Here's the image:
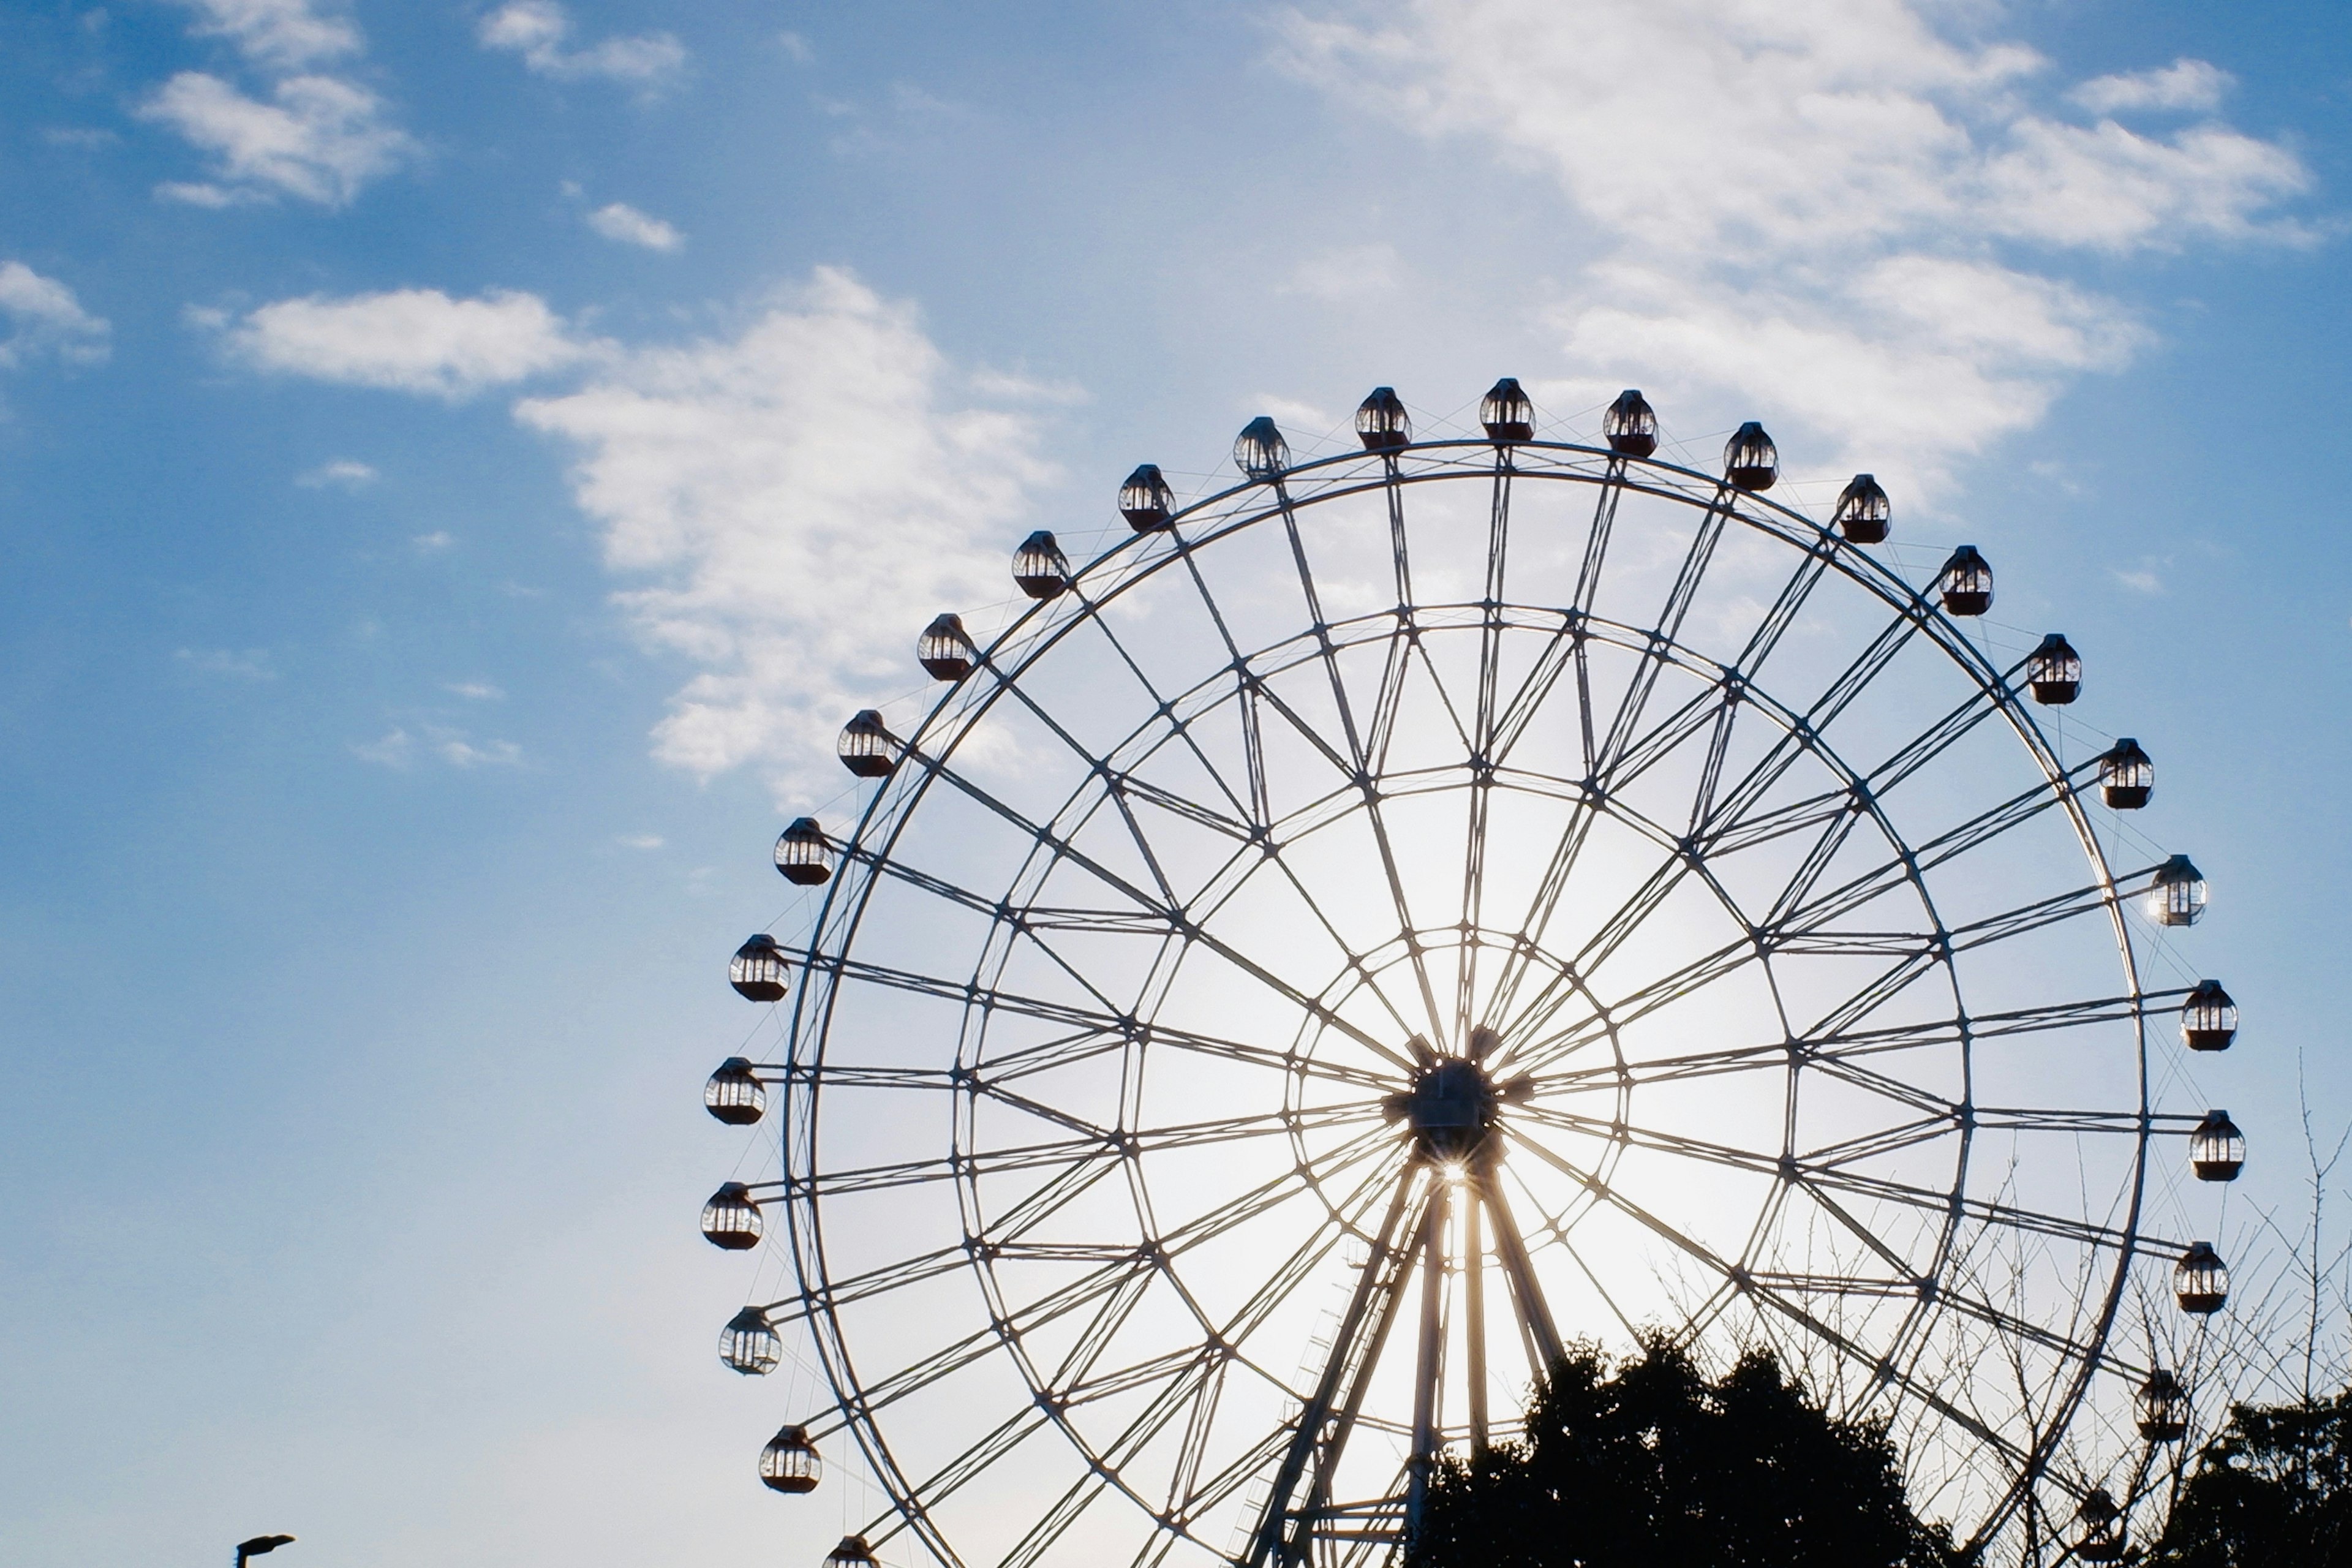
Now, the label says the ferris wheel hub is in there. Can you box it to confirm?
[1386,1055,1504,1162]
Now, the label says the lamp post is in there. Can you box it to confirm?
[236,1535,295,1568]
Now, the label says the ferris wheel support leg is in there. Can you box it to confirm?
[1465,1193,1490,1457]
[1248,1168,1423,1568]
[1404,1175,1452,1537]
[1479,1169,1566,1371]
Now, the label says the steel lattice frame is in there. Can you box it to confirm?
[722,431,2224,1568]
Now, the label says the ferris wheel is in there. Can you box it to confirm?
[697,381,2247,1568]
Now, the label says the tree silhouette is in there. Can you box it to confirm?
[1411,1336,1964,1568]
[2148,1389,2352,1566]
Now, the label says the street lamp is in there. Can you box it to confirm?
[236,1537,295,1568]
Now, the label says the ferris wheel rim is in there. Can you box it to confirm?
[766,436,2173,1565]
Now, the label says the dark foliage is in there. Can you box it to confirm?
[2149,1390,2352,1566]
[1411,1336,1965,1568]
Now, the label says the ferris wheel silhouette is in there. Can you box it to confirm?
[700,379,2243,1568]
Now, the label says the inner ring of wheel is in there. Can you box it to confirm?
[939,603,1976,1515]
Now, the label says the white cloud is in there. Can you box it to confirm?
[170,0,361,70]
[239,268,1069,794]
[352,724,524,769]
[446,680,505,700]
[437,733,524,767]
[479,1,685,85]
[176,646,277,679]
[2070,59,2233,116]
[0,262,110,368]
[1285,242,1405,305]
[139,70,413,206]
[222,287,591,398]
[586,202,682,251]
[510,268,1061,790]
[352,728,414,766]
[1253,394,1336,434]
[156,179,252,208]
[616,832,665,850]
[1275,1,2310,491]
[296,457,378,488]
[413,530,454,551]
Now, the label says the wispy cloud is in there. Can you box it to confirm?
[479,1,685,86]
[352,724,524,769]
[615,832,665,850]
[215,287,592,398]
[142,1,412,206]
[176,646,276,679]
[445,681,504,700]
[235,267,1069,797]
[1284,242,1405,306]
[510,268,1060,790]
[296,456,377,488]
[1275,0,2311,492]
[0,262,110,368]
[2071,59,2233,116]
[586,202,682,252]
[168,0,361,70]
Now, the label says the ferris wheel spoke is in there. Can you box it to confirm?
[1704,784,1852,858]
[1700,610,1924,835]
[1503,934,1762,1076]
[1478,680,1739,1040]
[1605,679,1742,816]
[1793,990,2151,1061]
[1728,538,1835,689]
[1068,590,1263,831]
[1214,1143,1416,1353]
[1118,769,1260,847]
[1768,775,2071,937]
[790,1243,974,1317]
[1798,1110,1964,1170]
[1789,1175,1940,1283]
[1595,487,1733,773]
[992,1014,1390,1097]
[1868,688,2010,801]
[890,755,1412,1067]
[792,1137,1103,1197]
[1485,618,1575,767]
[987,672,1193,907]
[888,1404,1060,1547]
[1529,1038,1774,1094]
[1499,1124,2027,1465]
[1004,1352,1235,1568]
[1796,948,1943,1046]
[1242,494,1460,1046]
[1801,1164,2144,1256]
[1145,1122,1403,1268]
[1945,876,2139,955]
[1801,1045,1961,1122]
[1175,1425,1299,1564]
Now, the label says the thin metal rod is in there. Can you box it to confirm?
[1247,1166,1422,1568]
[1404,1172,1451,1533]
[1479,1167,1565,1370]
[1465,1188,1489,1457]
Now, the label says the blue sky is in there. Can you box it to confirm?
[2,1,2349,1565]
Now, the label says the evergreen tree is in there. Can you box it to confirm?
[1411,1336,1964,1568]
[2149,1389,2352,1566]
